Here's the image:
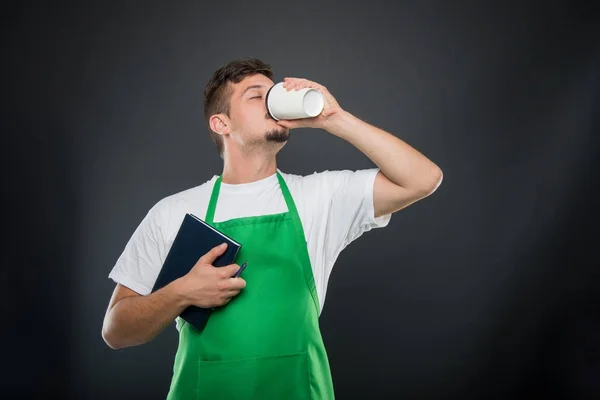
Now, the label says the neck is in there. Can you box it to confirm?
[221,151,278,184]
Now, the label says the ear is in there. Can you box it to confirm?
[209,114,231,136]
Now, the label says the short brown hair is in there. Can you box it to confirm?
[203,57,274,157]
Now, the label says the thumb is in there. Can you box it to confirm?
[199,243,228,264]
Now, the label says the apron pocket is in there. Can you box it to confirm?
[196,351,310,400]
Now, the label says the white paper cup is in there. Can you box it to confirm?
[266,82,324,121]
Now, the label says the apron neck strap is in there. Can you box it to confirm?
[276,172,299,218]
[205,175,222,224]
[276,172,308,247]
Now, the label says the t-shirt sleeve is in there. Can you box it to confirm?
[108,203,166,295]
[324,168,392,260]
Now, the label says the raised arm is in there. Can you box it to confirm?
[276,77,443,218]
[324,111,442,217]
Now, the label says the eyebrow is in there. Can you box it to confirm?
[242,84,265,96]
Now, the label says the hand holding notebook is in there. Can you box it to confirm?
[151,213,246,332]
[178,243,247,308]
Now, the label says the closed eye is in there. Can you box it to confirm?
[251,96,262,99]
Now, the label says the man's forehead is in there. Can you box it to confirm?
[235,75,273,92]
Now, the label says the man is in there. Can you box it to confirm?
[102,57,442,399]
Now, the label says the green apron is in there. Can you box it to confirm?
[166,172,335,399]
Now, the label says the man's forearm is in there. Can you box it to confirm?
[325,110,442,192]
[102,280,189,349]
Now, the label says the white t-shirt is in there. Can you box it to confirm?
[108,168,392,315]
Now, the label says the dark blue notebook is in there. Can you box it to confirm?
[151,213,242,332]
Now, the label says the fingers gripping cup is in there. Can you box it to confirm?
[266,82,325,121]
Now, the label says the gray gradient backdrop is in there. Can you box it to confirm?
[3,1,599,399]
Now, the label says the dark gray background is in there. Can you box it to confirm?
[3,1,599,399]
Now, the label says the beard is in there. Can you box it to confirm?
[264,127,289,143]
